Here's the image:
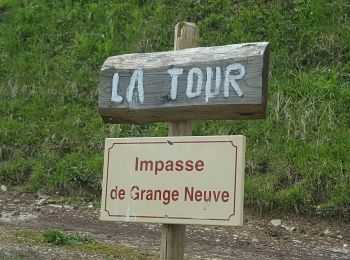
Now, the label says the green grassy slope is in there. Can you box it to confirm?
[0,0,349,218]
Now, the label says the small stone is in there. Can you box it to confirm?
[63,205,73,210]
[270,219,282,227]
[251,238,259,243]
[292,240,302,243]
[283,225,296,232]
[324,229,331,235]
[215,239,220,242]
[36,192,45,199]
[87,204,94,209]
[36,198,47,206]
[330,248,350,254]
[337,235,343,239]
[344,244,348,248]
[1,185,7,192]
[48,204,63,209]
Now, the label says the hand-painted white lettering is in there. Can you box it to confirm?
[114,64,245,106]
[167,68,183,100]
[111,73,123,103]
[186,67,203,98]
[126,68,144,104]
[205,67,221,102]
[224,64,245,97]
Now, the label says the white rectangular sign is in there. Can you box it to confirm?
[100,135,245,226]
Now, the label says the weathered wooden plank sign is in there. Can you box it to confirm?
[100,135,245,226]
[99,42,269,124]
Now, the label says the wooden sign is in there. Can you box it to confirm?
[100,135,245,226]
[99,42,269,124]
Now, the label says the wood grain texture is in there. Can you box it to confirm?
[160,22,196,260]
[99,37,269,124]
[167,22,195,133]
[160,224,186,260]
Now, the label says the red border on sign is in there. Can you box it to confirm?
[104,140,238,221]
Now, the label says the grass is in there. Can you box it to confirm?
[0,0,349,218]
[42,229,92,246]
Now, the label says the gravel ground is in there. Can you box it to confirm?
[0,190,349,259]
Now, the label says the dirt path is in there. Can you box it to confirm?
[0,191,349,259]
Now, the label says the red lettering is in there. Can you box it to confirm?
[165,160,174,171]
[130,185,139,200]
[184,186,194,201]
[154,189,162,200]
[136,158,204,174]
[222,191,229,202]
[203,190,211,202]
[185,160,194,171]
[163,190,170,205]
[129,187,180,205]
[140,160,153,171]
[140,189,147,200]
[146,190,153,200]
[195,190,202,201]
[175,160,184,171]
[184,187,230,203]
[119,189,125,199]
[110,189,117,199]
[110,186,126,200]
[155,161,164,175]
[195,160,204,171]
[213,191,221,202]
[172,190,179,202]
[135,157,139,171]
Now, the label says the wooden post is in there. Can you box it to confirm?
[160,22,199,260]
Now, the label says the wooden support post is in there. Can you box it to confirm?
[160,22,199,260]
